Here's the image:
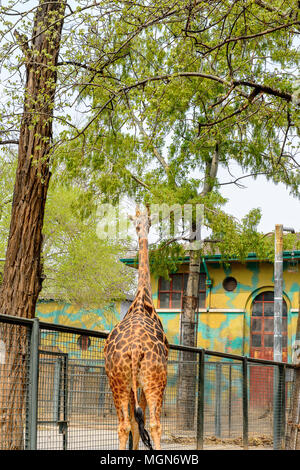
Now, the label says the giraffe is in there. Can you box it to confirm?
[104,208,169,450]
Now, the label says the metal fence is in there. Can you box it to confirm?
[0,313,297,450]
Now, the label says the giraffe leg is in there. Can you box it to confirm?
[129,390,139,450]
[130,389,147,449]
[143,388,164,450]
[114,392,131,450]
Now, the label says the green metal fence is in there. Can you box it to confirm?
[0,313,296,450]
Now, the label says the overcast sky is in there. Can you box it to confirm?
[126,163,300,246]
[218,164,300,234]
[1,1,298,239]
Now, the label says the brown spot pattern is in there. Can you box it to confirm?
[104,212,169,450]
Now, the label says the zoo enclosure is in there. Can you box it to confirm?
[0,313,298,450]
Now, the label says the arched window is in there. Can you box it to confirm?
[250,291,287,361]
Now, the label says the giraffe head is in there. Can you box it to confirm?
[130,206,151,239]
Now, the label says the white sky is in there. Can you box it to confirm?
[218,164,300,234]
[1,1,298,239]
[125,164,300,246]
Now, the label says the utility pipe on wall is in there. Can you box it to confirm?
[274,225,295,362]
[274,225,294,450]
[274,224,283,363]
[202,258,212,312]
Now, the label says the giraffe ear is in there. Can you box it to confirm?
[129,214,134,221]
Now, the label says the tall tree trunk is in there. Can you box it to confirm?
[177,144,219,430]
[177,249,201,430]
[0,0,66,449]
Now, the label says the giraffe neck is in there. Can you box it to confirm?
[137,236,152,294]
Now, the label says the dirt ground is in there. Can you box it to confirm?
[37,425,273,450]
[161,434,273,450]
[202,436,272,450]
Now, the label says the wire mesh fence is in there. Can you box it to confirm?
[0,320,31,450]
[0,314,297,450]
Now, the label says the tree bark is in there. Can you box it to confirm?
[0,0,66,449]
[177,144,219,430]
[177,249,201,430]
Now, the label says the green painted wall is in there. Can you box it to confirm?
[35,256,300,363]
[153,259,300,362]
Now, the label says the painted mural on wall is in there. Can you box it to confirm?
[35,252,300,364]
[152,256,300,362]
[36,299,120,331]
[36,300,122,362]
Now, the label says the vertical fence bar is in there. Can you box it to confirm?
[281,365,286,449]
[197,349,205,450]
[228,364,232,438]
[27,318,40,450]
[69,364,74,415]
[99,366,106,415]
[215,362,221,437]
[25,327,32,450]
[286,366,300,450]
[273,365,280,450]
[273,363,286,450]
[242,356,248,450]
[53,358,62,422]
[62,355,68,451]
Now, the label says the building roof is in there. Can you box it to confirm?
[120,250,300,267]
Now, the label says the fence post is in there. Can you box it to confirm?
[62,355,68,451]
[242,356,248,450]
[215,362,221,437]
[228,364,232,438]
[286,366,300,449]
[274,364,285,450]
[53,358,62,422]
[281,365,286,449]
[196,349,205,450]
[27,317,40,450]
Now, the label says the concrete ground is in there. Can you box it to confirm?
[36,426,273,450]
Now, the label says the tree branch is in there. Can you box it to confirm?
[277,110,292,165]
[122,72,293,104]
[128,172,151,191]
[0,140,19,145]
[254,0,290,18]
[124,95,169,173]
[233,80,293,102]
[194,20,300,55]
[200,143,219,196]
[219,171,273,188]
[66,71,295,143]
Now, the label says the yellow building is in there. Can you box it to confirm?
[35,250,300,363]
[121,251,300,363]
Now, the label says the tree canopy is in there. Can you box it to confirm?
[0,157,134,307]
[49,0,300,269]
[0,0,299,276]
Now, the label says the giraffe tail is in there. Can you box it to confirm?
[131,348,153,450]
[134,406,153,450]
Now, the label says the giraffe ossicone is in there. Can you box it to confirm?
[104,207,169,450]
